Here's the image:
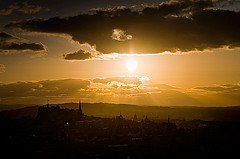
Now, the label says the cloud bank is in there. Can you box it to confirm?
[0,32,46,52]
[63,49,94,60]
[0,79,90,98]
[0,77,193,105]
[194,84,240,94]
[0,2,47,15]
[1,77,240,106]
[4,0,240,59]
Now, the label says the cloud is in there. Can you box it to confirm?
[0,32,46,52]
[0,64,5,73]
[1,77,240,106]
[63,44,116,61]
[5,0,240,55]
[194,84,240,94]
[190,83,240,106]
[0,2,48,15]
[142,0,214,16]
[111,29,132,41]
[89,76,199,106]
[145,84,179,90]
[1,78,193,106]
[63,49,94,60]
[89,77,203,106]
[93,76,143,86]
[0,32,23,42]
[0,79,90,98]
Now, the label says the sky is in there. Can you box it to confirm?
[0,0,240,106]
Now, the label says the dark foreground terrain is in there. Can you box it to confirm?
[1,104,240,159]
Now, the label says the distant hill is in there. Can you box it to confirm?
[0,106,39,120]
[59,103,240,121]
[1,103,240,121]
[0,104,35,112]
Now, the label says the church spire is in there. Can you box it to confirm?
[168,115,170,125]
[145,115,149,122]
[78,99,83,116]
[133,113,138,121]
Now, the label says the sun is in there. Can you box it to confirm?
[126,58,137,71]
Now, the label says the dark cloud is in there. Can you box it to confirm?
[142,0,214,16]
[0,32,22,42]
[0,64,5,73]
[1,42,46,51]
[0,2,47,15]
[63,49,93,60]
[0,79,90,98]
[0,32,46,52]
[5,0,240,55]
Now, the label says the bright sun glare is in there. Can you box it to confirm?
[126,58,137,71]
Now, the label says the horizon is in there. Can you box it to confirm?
[2,101,240,112]
[2,101,240,123]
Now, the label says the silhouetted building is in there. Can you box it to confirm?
[36,100,84,123]
[144,116,150,122]
[78,99,83,116]
[133,113,138,121]
[46,99,49,108]
[116,112,125,120]
[168,115,170,125]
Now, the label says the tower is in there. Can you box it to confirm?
[46,99,49,108]
[78,99,83,116]
[168,115,170,125]
[145,115,149,122]
[133,113,138,121]
[116,112,124,120]
[119,112,124,119]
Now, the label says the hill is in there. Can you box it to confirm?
[1,103,240,121]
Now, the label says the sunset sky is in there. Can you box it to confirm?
[0,0,240,106]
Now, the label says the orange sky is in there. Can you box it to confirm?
[0,0,240,106]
